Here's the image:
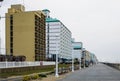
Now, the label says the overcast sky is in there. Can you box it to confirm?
[0,0,120,63]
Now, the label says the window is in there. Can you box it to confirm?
[10,32,13,37]
[10,49,13,54]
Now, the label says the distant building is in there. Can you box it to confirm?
[72,39,82,59]
[81,49,98,67]
[84,50,91,63]
[90,53,98,64]
[42,9,72,61]
[6,4,46,61]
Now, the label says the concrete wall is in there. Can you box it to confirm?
[103,63,120,70]
[0,65,55,73]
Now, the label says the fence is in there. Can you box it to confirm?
[0,61,55,68]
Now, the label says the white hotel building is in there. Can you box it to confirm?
[42,9,72,60]
[72,39,83,60]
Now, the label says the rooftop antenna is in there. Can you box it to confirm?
[0,0,3,54]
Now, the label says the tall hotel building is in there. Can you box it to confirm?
[42,9,72,60]
[6,4,46,61]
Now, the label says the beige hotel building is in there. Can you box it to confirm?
[6,4,46,61]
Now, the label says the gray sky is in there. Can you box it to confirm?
[0,0,120,63]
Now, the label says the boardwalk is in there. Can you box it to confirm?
[57,63,120,81]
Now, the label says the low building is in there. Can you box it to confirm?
[72,39,82,60]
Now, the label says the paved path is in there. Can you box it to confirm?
[57,63,120,81]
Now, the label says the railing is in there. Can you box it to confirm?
[103,62,120,70]
[0,61,55,68]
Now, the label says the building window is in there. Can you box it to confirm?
[10,26,13,31]
[34,14,45,61]
[10,49,13,54]
[10,31,13,37]
[10,37,13,42]
[10,43,13,48]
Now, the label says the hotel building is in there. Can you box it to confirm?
[6,4,46,61]
[42,9,72,60]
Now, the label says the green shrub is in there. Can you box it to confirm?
[38,74,47,77]
[22,75,31,81]
[31,74,39,80]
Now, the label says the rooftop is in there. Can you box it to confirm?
[46,17,60,22]
[42,9,50,12]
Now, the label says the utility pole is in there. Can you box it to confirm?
[0,0,3,7]
[0,16,6,54]
[72,53,74,72]
[22,0,25,7]
[0,1,2,54]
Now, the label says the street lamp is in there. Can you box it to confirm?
[82,48,86,68]
[55,36,59,77]
[79,50,82,69]
[55,50,59,77]
[0,16,10,55]
[72,52,74,72]
[0,37,1,54]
